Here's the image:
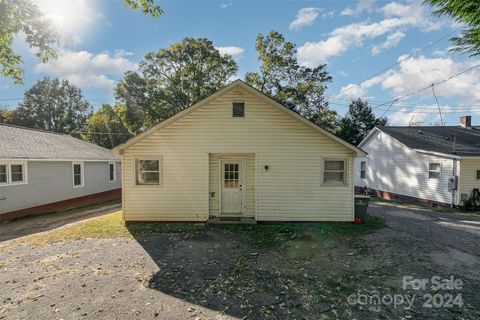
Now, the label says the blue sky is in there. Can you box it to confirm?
[1,0,480,126]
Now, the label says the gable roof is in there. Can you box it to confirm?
[112,79,366,156]
[361,126,480,157]
[0,124,120,161]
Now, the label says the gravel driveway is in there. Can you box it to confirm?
[1,203,479,319]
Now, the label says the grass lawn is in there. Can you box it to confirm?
[0,211,384,250]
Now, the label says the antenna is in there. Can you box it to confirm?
[408,115,415,126]
[431,84,444,126]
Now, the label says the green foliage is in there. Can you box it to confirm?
[0,0,58,84]
[424,0,480,55]
[82,104,132,149]
[0,107,12,123]
[115,38,238,134]
[7,78,92,136]
[124,0,163,17]
[337,99,388,146]
[245,30,336,130]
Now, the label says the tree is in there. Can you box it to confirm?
[245,31,336,130]
[337,99,388,146]
[0,106,12,123]
[0,0,58,84]
[83,104,132,149]
[9,78,92,136]
[0,0,162,84]
[115,37,238,134]
[424,0,480,55]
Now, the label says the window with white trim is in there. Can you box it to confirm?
[73,162,84,187]
[324,160,345,183]
[109,162,116,182]
[0,162,27,185]
[360,161,366,179]
[136,159,160,185]
[476,170,480,180]
[428,163,441,179]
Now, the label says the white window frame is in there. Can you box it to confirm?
[72,162,84,188]
[135,157,162,186]
[360,161,366,179]
[0,161,27,186]
[0,163,8,185]
[428,163,441,180]
[323,159,347,185]
[109,162,116,182]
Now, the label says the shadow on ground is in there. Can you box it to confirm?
[125,220,388,319]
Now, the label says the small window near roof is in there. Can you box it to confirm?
[324,160,345,183]
[360,161,366,179]
[428,163,441,179]
[232,102,244,117]
[476,170,480,180]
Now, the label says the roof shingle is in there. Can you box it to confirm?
[0,124,119,161]
[378,126,480,157]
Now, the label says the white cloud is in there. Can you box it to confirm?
[34,0,103,44]
[371,31,405,55]
[388,104,453,126]
[298,2,443,67]
[216,46,245,59]
[381,55,480,103]
[341,0,376,16]
[289,8,320,31]
[34,50,136,92]
[220,2,232,9]
[336,74,388,100]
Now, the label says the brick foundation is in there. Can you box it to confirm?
[0,188,121,221]
[355,186,450,208]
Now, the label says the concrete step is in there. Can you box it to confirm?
[207,216,257,224]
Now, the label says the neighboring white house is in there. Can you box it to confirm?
[0,124,122,219]
[113,80,366,222]
[355,116,480,207]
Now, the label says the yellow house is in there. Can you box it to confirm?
[113,80,366,222]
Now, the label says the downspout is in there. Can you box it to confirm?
[451,134,457,208]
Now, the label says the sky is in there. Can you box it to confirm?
[1,0,480,126]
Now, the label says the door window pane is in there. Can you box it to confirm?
[224,162,239,188]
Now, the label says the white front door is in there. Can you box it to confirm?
[221,160,243,214]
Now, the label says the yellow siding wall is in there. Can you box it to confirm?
[122,86,356,221]
[209,153,255,217]
[459,159,480,200]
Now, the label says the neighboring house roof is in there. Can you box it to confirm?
[113,79,366,157]
[0,124,120,161]
[361,126,480,157]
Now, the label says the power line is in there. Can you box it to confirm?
[326,27,463,101]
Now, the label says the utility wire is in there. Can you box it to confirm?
[326,27,463,101]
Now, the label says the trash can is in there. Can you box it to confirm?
[354,195,370,224]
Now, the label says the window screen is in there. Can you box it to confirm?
[0,165,7,183]
[136,159,160,185]
[360,161,366,179]
[109,163,115,181]
[73,163,82,186]
[324,160,345,183]
[11,164,24,183]
[232,102,245,117]
[428,163,441,179]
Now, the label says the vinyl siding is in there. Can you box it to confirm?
[0,161,121,214]
[122,86,356,221]
[458,158,480,201]
[355,130,457,204]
